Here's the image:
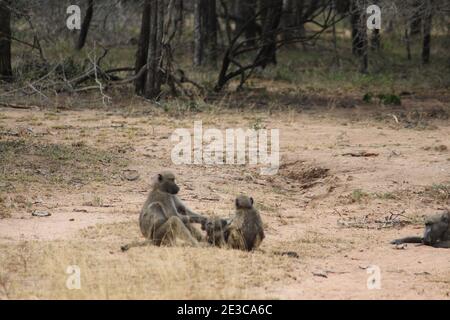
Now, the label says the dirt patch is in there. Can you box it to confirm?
[1,106,450,299]
[0,139,127,190]
[280,160,329,183]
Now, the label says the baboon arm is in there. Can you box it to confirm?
[390,236,423,245]
[158,197,189,223]
[173,196,206,224]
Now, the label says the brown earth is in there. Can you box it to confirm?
[0,101,449,299]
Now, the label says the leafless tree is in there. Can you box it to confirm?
[194,0,217,66]
[75,0,94,50]
[0,0,13,81]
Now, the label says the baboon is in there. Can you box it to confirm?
[121,171,207,251]
[391,210,450,248]
[226,195,265,251]
[202,216,230,247]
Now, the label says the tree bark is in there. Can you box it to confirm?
[0,0,12,81]
[350,0,364,56]
[371,29,380,50]
[234,0,257,45]
[282,0,295,41]
[258,0,283,68]
[410,0,423,36]
[359,0,368,73]
[193,0,204,66]
[135,0,151,95]
[204,0,217,64]
[422,0,433,64]
[194,0,217,66]
[144,0,164,99]
[75,0,94,50]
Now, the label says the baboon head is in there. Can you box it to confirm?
[153,171,180,195]
[423,210,450,245]
[203,217,228,232]
[235,195,254,209]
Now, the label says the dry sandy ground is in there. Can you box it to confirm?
[0,101,449,299]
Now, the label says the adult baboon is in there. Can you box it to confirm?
[121,171,207,251]
[226,195,265,251]
[391,210,450,248]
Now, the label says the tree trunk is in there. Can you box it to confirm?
[370,0,380,50]
[422,0,433,64]
[75,0,94,50]
[410,0,423,36]
[193,0,204,66]
[144,0,164,99]
[371,29,380,50]
[0,0,12,81]
[405,28,412,61]
[350,0,364,56]
[235,0,257,45]
[194,0,217,66]
[282,0,296,41]
[258,0,283,68]
[135,0,151,95]
[204,0,217,64]
[174,0,184,42]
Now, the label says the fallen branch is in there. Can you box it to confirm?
[342,151,379,157]
[0,102,39,109]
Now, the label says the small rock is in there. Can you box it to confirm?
[312,271,328,278]
[280,251,300,259]
[32,211,51,217]
[122,169,140,181]
[434,145,448,152]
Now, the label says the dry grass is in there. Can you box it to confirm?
[0,237,301,299]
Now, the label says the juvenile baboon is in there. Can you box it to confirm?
[202,216,230,247]
[391,210,450,248]
[226,195,265,251]
[121,171,207,251]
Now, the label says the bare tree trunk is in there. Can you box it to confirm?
[0,0,12,81]
[258,0,283,68]
[422,0,433,64]
[76,0,94,50]
[410,0,423,36]
[135,0,151,95]
[371,29,380,50]
[235,0,257,44]
[331,0,340,67]
[175,0,184,42]
[193,0,204,66]
[352,0,368,72]
[282,0,295,41]
[204,0,217,64]
[405,28,412,60]
[144,0,164,99]
[350,0,364,56]
[194,0,217,66]
[370,0,380,50]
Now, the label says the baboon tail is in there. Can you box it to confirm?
[390,236,423,245]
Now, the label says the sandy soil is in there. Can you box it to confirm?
[0,102,449,299]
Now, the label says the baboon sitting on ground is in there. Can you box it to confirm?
[391,210,450,248]
[202,216,230,247]
[121,171,207,251]
[203,195,265,251]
